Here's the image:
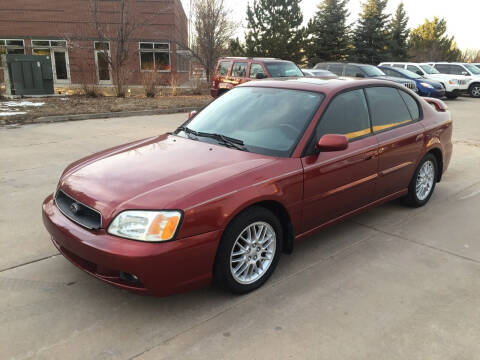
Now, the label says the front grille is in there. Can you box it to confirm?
[55,190,102,229]
[458,79,468,85]
[404,82,416,90]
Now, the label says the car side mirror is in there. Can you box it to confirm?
[188,110,197,119]
[316,134,348,152]
[256,73,267,79]
[462,71,470,76]
[416,71,424,76]
[355,73,365,78]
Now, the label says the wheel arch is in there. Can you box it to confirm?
[426,147,443,182]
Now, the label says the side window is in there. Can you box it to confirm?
[249,63,265,78]
[407,65,422,75]
[366,87,413,132]
[217,61,231,76]
[315,89,371,141]
[435,64,451,74]
[315,63,328,70]
[450,65,466,75]
[344,65,361,77]
[399,91,421,121]
[328,64,344,76]
[231,62,248,77]
[393,64,405,68]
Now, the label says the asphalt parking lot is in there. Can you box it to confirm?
[1,97,480,360]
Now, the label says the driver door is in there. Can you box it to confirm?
[300,89,378,233]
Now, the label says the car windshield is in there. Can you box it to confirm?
[178,87,324,157]
[395,68,422,79]
[420,65,440,74]
[359,65,385,77]
[464,64,480,75]
[265,62,304,77]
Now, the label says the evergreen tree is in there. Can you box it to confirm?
[388,2,409,61]
[245,0,305,63]
[227,37,246,57]
[305,0,351,66]
[409,17,461,62]
[352,0,390,64]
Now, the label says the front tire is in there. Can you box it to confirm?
[469,83,480,98]
[214,206,283,294]
[404,154,438,207]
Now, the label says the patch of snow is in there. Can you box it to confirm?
[3,101,45,107]
[0,111,27,116]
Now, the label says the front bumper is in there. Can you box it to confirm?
[426,89,446,98]
[42,195,223,296]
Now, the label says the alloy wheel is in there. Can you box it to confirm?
[416,160,435,201]
[230,221,276,285]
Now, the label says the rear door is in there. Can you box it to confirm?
[229,61,248,86]
[301,89,378,233]
[365,86,424,199]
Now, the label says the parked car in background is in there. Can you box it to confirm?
[314,62,418,92]
[378,66,445,98]
[302,69,337,78]
[428,62,480,98]
[380,62,470,99]
[210,57,304,98]
[43,77,452,296]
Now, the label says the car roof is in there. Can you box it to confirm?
[218,57,292,63]
[236,77,406,95]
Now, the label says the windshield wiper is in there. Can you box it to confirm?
[176,126,199,140]
[177,127,248,151]
[199,131,247,151]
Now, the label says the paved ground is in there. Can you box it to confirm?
[1,98,480,360]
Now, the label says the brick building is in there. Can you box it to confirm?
[0,0,191,90]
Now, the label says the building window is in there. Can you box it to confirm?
[94,41,112,83]
[0,39,25,67]
[139,42,170,71]
[176,44,190,73]
[32,40,70,82]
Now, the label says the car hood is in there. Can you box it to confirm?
[59,134,281,220]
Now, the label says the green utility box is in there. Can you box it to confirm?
[2,54,54,95]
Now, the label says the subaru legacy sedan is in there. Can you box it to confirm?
[43,78,452,296]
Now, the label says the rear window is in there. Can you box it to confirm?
[265,62,303,77]
[217,61,230,76]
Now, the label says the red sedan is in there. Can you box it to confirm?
[42,78,452,296]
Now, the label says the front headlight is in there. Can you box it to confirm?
[420,82,434,89]
[108,210,182,242]
[449,79,457,85]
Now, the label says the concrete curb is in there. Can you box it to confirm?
[1,107,198,126]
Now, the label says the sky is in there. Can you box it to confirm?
[181,0,479,50]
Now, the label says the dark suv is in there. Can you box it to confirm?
[211,57,304,98]
[315,62,418,92]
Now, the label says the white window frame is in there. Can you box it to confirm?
[139,42,171,72]
[31,39,71,84]
[94,41,112,85]
[0,39,25,68]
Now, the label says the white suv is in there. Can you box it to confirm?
[379,62,470,99]
[429,63,480,98]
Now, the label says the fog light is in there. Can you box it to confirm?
[119,272,140,285]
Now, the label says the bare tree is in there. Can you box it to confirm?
[192,0,237,81]
[90,0,139,97]
[459,49,480,63]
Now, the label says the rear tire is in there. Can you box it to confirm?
[404,154,438,207]
[214,206,283,294]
